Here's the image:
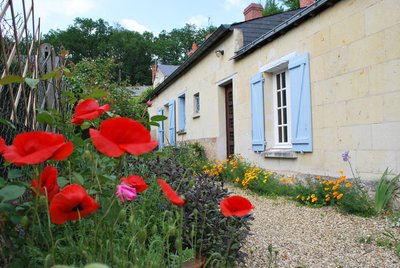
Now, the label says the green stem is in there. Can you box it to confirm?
[94,198,116,253]
[177,207,183,267]
[44,188,55,249]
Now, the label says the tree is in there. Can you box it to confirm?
[152,24,217,65]
[281,0,300,10]
[263,0,284,16]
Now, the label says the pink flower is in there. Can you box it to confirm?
[116,184,137,203]
[146,99,153,107]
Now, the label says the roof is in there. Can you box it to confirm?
[231,9,302,46]
[127,85,151,97]
[148,0,341,100]
[158,64,179,77]
[233,0,341,59]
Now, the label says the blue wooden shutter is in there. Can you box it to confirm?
[168,100,176,146]
[250,73,265,152]
[288,52,312,152]
[158,108,164,150]
[178,95,186,131]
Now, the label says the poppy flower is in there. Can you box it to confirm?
[31,166,60,201]
[2,131,73,166]
[121,175,148,193]
[116,184,137,203]
[0,137,5,154]
[89,117,158,157]
[157,178,185,206]
[70,99,110,125]
[49,184,100,224]
[220,195,255,217]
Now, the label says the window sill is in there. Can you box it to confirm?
[177,130,186,135]
[192,114,200,119]
[263,150,297,159]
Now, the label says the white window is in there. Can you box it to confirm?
[194,93,200,114]
[273,71,291,147]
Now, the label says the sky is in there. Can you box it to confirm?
[15,0,265,35]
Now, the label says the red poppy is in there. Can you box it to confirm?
[70,99,110,125]
[0,137,5,154]
[89,117,158,157]
[220,195,255,217]
[32,166,60,201]
[157,178,185,206]
[2,132,73,166]
[49,184,100,224]
[121,175,148,193]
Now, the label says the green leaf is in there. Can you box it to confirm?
[0,75,24,85]
[80,121,91,130]
[0,118,16,129]
[36,110,53,125]
[151,115,167,122]
[25,78,40,89]
[0,202,15,213]
[40,69,61,80]
[149,121,160,127]
[8,169,24,179]
[86,89,108,99]
[57,177,69,188]
[71,135,85,146]
[72,172,84,185]
[0,185,26,202]
[63,67,72,78]
[98,174,116,181]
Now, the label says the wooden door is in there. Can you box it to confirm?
[225,84,234,157]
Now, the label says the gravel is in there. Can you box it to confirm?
[227,186,400,268]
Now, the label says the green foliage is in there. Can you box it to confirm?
[281,0,300,10]
[263,0,284,16]
[375,168,400,214]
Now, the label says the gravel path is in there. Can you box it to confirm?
[228,186,400,268]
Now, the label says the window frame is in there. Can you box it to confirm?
[272,70,292,149]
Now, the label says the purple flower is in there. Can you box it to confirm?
[342,151,350,162]
[116,184,137,203]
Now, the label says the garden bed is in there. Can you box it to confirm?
[227,186,400,267]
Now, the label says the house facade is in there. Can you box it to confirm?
[148,0,400,181]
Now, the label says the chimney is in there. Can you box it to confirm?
[243,3,263,21]
[151,63,157,82]
[300,0,316,8]
[188,43,198,57]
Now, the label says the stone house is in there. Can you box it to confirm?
[147,0,400,181]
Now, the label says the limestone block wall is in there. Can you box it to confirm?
[232,0,400,181]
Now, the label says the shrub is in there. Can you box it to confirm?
[375,168,400,214]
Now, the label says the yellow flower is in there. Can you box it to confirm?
[312,197,318,203]
[296,194,301,199]
[325,197,330,202]
[235,178,240,183]
[301,197,305,201]
[339,170,344,174]
[333,191,339,197]
[324,188,329,191]
[311,194,316,198]
[337,193,344,200]
[332,185,339,191]
[280,177,286,182]
[345,183,352,188]
[315,175,321,180]
[325,194,330,198]
[306,196,311,201]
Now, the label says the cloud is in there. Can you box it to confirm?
[186,15,210,28]
[120,19,150,33]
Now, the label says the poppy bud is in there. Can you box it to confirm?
[118,209,127,223]
[151,224,158,235]
[188,179,195,188]
[83,150,91,160]
[137,229,147,244]
[20,215,29,227]
[168,225,176,237]
[129,215,134,224]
